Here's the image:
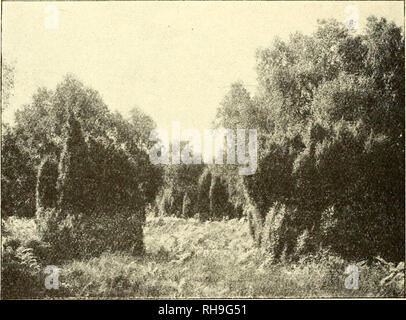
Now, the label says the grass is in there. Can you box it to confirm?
[2,214,404,298]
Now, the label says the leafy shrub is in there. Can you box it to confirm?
[251,203,303,263]
[246,119,404,263]
[375,258,405,297]
[245,202,263,246]
[56,111,93,214]
[87,134,160,215]
[182,192,192,218]
[216,18,405,263]
[1,125,37,218]
[195,167,211,219]
[157,187,183,217]
[1,240,43,299]
[209,175,235,220]
[194,168,243,221]
[36,110,153,260]
[36,207,144,261]
[156,162,243,220]
[36,156,58,211]
[225,176,246,219]
[294,120,404,261]
[243,134,300,217]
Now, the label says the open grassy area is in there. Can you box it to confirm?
[2,214,404,298]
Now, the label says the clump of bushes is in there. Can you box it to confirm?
[1,239,43,299]
[155,160,204,218]
[196,167,212,219]
[35,110,153,260]
[246,120,405,263]
[197,17,405,265]
[247,202,309,263]
[36,156,58,211]
[239,17,405,263]
[1,125,37,218]
[293,120,404,261]
[36,207,144,261]
[182,192,192,218]
[209,175,235,219]
[156,165,246,221]
[245,202,263,246]
[376,258,405,297]
[195,168,244,220]
[157,187,184,217]
[55,111,93,214]
[1,218,72,299]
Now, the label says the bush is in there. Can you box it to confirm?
[182,192,192,218]
[226,176,246,219]
[1,125,37,218]
[156,161,203,217]
[36,156,58,211]
[36,111,152,260]
[157,187,183,217]
[1,240,43,299]
[245,202,263,246]
[243,134,300,217]
[209,175,235,220]
[87,134,159,215]
[36,207,144,261]
[196,168,212,220]
[156,164,242,220]
[220,18,405,263]
[194,168,242,221]
[56,111,94,213]
[248,202,303,263]
[247,120,405,263]
[294,120,404,261]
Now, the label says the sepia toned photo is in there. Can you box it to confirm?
[1,0,405,301]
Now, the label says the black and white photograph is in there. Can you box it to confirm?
[1,0,405,301]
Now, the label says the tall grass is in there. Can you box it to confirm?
[1,214,404,298]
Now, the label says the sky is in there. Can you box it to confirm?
[2,1,404,134]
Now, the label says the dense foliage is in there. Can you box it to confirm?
[3,75,163,259]
[1,17,404,301]
[215,17,404,261]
